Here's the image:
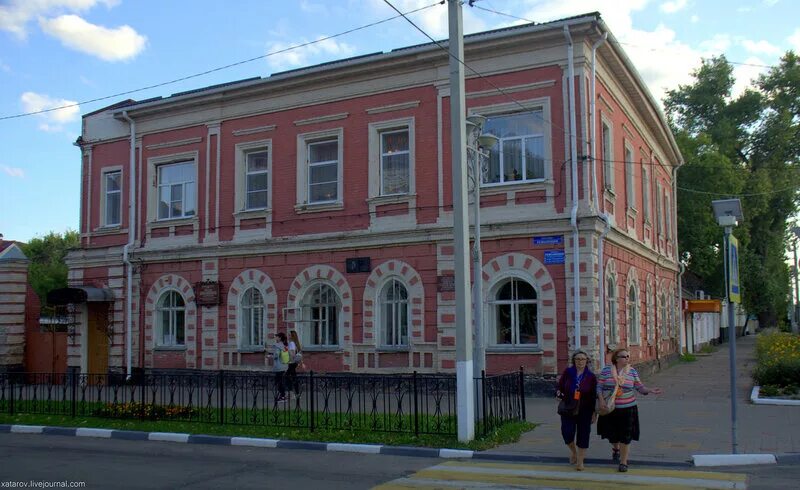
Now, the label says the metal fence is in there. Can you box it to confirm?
[0,369,525,437]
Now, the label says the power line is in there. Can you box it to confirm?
[677,184,799,197]
[0,1,444,122]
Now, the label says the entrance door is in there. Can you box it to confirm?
[87,305,109,375]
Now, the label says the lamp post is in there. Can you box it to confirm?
[465,115,498,381]
[711,198,743,455]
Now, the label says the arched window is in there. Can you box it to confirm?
[240,287,264,348]
[157,291,185,346]
[660,292,669,339]
[628,285,639,344]
[490,278,538,346]
[301,283,340,346]
[380,279,408,347]
[646,283,655,342]
[607,277,618,345]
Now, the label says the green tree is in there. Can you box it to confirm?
[20,230,80,305]
[665,54,800,328]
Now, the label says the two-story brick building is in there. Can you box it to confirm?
[64,12,683,377]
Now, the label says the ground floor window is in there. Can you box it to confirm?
[157,291,185,346]
[489,278,538,346]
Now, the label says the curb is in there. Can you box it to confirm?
[750,386,800,406]
[1,423,789,467]
[693,454,777,467]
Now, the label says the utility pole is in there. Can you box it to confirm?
[448,0,474,442]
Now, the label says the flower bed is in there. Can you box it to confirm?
[753,330,800,399]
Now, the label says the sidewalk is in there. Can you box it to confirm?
[490,334,800,463]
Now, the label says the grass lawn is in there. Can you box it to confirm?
[0,411,535,451]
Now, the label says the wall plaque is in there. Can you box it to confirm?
[437,274,455,293]
[194,280,221,306]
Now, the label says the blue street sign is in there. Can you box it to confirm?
[544,249,566,264]
[533,235,563,245]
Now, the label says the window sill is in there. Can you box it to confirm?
[154,345,187,351]
[366,194,415,206]
[486,346,543,354]
[302,346,342,352]
[234,208,271,219]
[627,207,638,218]
[294,202,344,214]
[92,226,126,236]
[377,346,410,353]
[480,179,553,195]
[239,346,266,353]
[150,216,198,227]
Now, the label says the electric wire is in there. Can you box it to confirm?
[0,1,444,121]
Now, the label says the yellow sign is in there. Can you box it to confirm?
[728,234,741,303]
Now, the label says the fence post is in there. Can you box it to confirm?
[139,373,145,421]
[518,366,526,421]
[309,371,315,433]
[218,371,225,425]
[70,371,77,418]
[413,371,419,437]
[480,370,487,436]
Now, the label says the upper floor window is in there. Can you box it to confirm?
[490,278,538,346]
[602,121,614,190]
[646,285,655,342]
[656,181,663,235]
[245,149,269,210]
[628,285,640,344]
[297,129,343,207]
[380,129,410,195]
[103,170,122,227]
[483,110,545,185]
[380,279,409,347]
[301,283,340,346]
[240,287,264,348]
[642,165,651,222]
[157,161,195,220]
[157,291,185,347]
[665,195,672,241]
[625,144,635,209]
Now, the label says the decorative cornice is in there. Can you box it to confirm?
[466,80,556,99]
[365,101,420,115]
[232,124,276,136]
[293,113,349,126]
[145,137,202,151]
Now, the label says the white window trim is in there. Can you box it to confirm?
[607,276,619,347]
[660,292,670,339]
[296,128,344,210]
[642,164,651,224]
[156,289,186,348]
[625,142,636,210]
[376,277,411,349]
[646,281,655,343]
[665,194,673,243]
[487,275,541,348]
[628,284,640,345]
[656,181,663,237]
[469,98,553,188]
[146,151,199,224]
[235,139,272,213]
[601,117,614,192]
[299,281,342,349]
[100,166,123,228]
[368,118,415,200]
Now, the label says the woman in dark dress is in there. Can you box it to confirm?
[556,350,598,471]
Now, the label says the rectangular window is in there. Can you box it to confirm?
[245,149,269,210]
[602,122,614,190]
[103,170,121,227]
[656,182,663,235]
[157,161,196,220]
[307,139,339,204]
[625,145,635,208]
[642,165,650,222]
[665,195,672,241]
[483,110,545,185]
[380,129,410,195]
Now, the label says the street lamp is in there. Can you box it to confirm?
[711,198,743,455]
[465,115,498,381]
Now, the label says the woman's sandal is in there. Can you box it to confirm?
[612,448,620,463]
[576,463,585,471]
[569,453,577,464]
[618,463,628,472]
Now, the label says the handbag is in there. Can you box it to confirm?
[597,390,616,416]
[557,397,580,416]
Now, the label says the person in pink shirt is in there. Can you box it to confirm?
[596,348,662,472]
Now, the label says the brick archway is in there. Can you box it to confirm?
[144,274,196,368]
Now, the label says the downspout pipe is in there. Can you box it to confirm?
[673,164,685,354]
[591,32,610,366]
[564,26,581,350]
[120,111,136,380]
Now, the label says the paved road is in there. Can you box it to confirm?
[0,433,437,490]
[495,334,800,462]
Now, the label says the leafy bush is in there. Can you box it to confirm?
[679,353,697,362]
[753,359,800,388]
[92,402,199,420]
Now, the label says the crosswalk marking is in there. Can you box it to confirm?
[374,460,748,489]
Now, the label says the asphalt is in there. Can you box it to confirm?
[489,333,800,465]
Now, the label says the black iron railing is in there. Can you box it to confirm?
[0,369,525,436]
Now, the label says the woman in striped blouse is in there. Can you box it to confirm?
[596,348,662,472]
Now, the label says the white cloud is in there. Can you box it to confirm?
[732,57,769,97]
[1,165,25,179]
[660,0,688,14]
[699,34,732,54]
[266,36,358,72]
[38,15,146,61]
[20,91,80,132]
[741,39,781,56]
[299,0,326,14]
[789,29,800,52]
[0,0,118,39]
[763,0,779,6]
[690,14,699,23]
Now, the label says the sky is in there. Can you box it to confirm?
[0,0,798,243]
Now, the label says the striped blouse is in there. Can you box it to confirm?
[596,365,646,409]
